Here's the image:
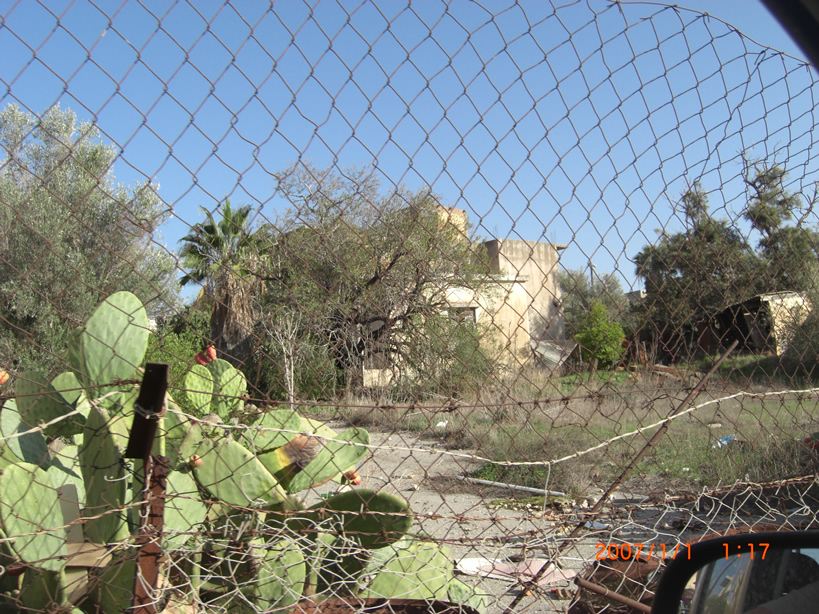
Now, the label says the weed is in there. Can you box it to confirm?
[329,364,819,496]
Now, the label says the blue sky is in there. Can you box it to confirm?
[1,0,817,297]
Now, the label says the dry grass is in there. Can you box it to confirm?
[327,367,819,497]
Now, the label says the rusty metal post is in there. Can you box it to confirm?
[133,455,170,613]
[573,577,652,613]
[125,363,170,614]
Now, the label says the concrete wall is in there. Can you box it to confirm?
[766,293,811,355]
[446,279,532,367]
[482,239,566,344]
[436,206,469,239]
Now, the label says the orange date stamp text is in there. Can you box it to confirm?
[595,542,692,561]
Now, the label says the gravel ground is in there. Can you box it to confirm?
[299,422,795,613]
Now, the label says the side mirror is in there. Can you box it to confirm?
[651,530,819,613]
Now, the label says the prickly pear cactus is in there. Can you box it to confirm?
[358,538,453,600]
[0,398,51,468]
[16,370,88,438]
[80,405,130,544]
[191,436,288,508]
[67,291,149,392]
[283,426,370,493]
[185,364,214,415]
[0,291,483,614]
[183,358,247,420]
[242,409,301,452]
[287,489,413,549]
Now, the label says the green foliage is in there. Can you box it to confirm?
[0,104,178,377]
[635,166,819,362]
[287,489,413,548]
[744,162,819,292]
[248,335,342,402]
[399,314,496,397]
[635,182,759,360]
[559,268,633,338]
[144,306,211,403]
[179,199,270,361]
[575,302,626,368]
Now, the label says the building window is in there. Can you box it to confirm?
[449,307,477,324]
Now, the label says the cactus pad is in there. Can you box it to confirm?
[206,359,246,420]
[92,554,136,614]
[448,578,489,614]
[164,468,208,551]
[67,291,149,391]
[251,537,306,609]
[19,568,68,611]
[0,399,51,468]
[358,538,452,600]
[243,409,301,452]
[288,489,412,548]
[185,364,215,415]
[192,437,287,508]
[0,463,67,572]
[284,427,370,493]
[16,371,84,438]
[80,406,129,544]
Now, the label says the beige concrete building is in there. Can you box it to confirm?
[446,238,568,369]
[363,210,568,387]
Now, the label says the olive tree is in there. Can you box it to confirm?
[0,104,178,376]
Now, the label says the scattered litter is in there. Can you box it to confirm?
[456,557,576,587]
[584,520,610,530]
[547,587,573,600]
[435,420,449,429]
[711,435,735,449]
[682,467,690,472]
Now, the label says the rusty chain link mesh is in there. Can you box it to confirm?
[2,0,819,612]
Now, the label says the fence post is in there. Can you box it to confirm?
[124,363,170,614]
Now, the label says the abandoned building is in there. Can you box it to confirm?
[445,237,569,368]
[700,291,811,356]
[363,207,569,386]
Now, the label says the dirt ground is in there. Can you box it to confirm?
[309,426,639,614]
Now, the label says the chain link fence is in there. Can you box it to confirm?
[2,0,819,612]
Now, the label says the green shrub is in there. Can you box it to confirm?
[575,302,626,368]
[398,315,497,397]
[246,333,343,402]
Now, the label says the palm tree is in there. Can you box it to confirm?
[179,199,266,362]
